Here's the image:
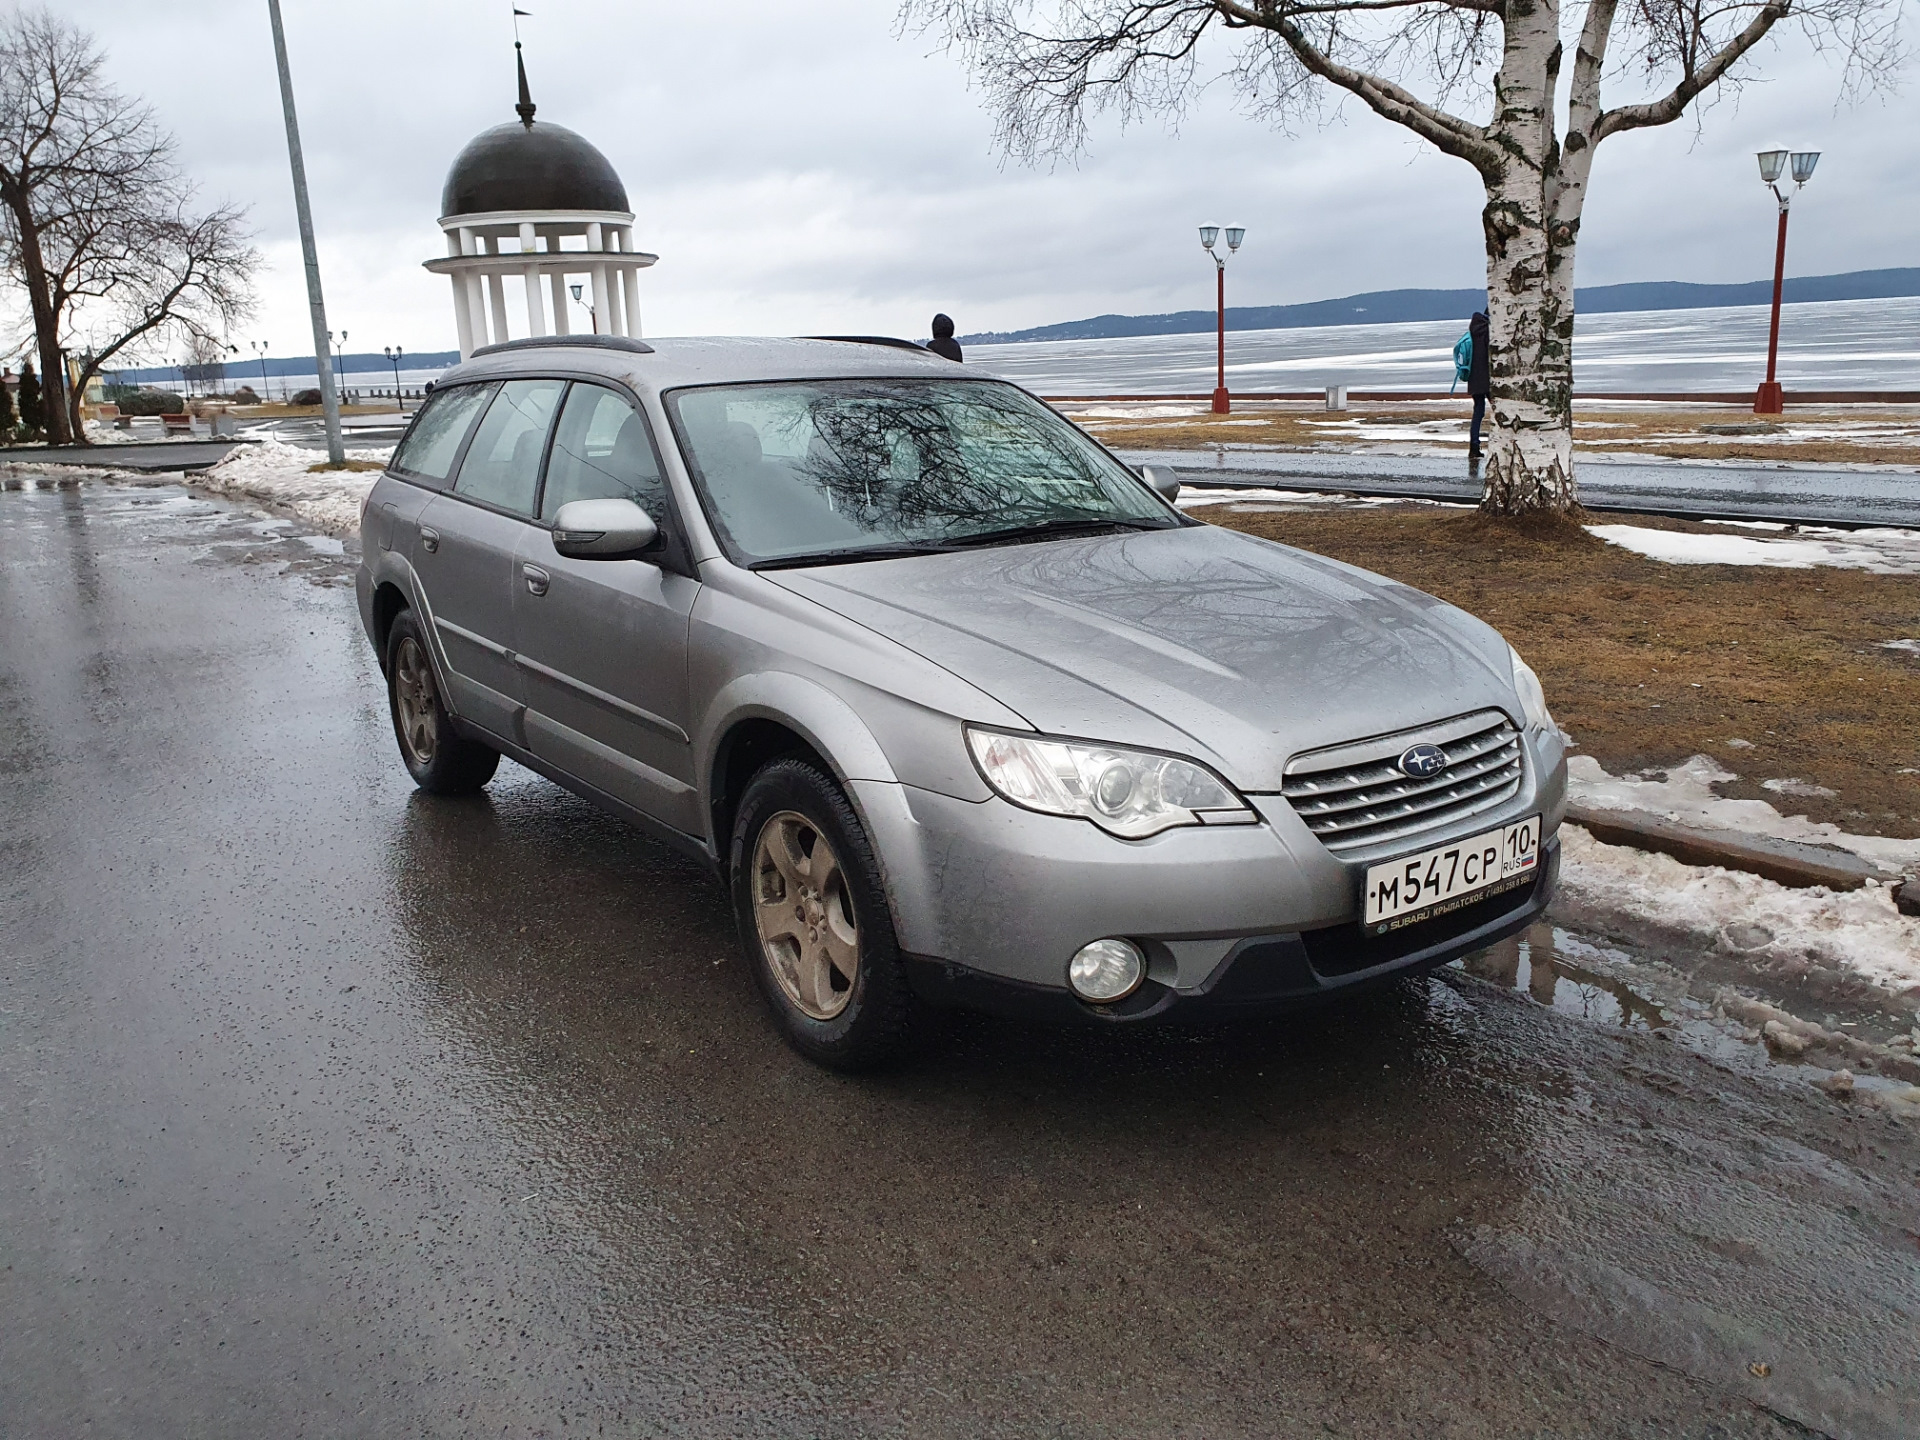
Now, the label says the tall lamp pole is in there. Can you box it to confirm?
[384,345,405,413]
[1753,148,1819,416]
[329,329,347,402]
[265,0,345,464]
[1199,225,1245,415]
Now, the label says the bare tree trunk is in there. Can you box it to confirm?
[4,194,72,444]
[1478,0,1574,516]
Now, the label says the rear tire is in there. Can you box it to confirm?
[385,609,499,794]
[730,758,914,1070]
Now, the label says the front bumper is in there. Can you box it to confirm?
[850,727,1564,1018]
[907,837,1559,1023]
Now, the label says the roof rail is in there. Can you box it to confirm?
[470,334,655,358]
[801,335,930,353]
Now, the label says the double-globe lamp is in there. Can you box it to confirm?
[1200,225,1246,414]
[1753,147,1818,415]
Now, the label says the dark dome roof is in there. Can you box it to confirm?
[440,119,629,219]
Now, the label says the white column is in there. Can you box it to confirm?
[460,227,492,347]
[583,222,609,335]
[544,233,570,335]
[619,267,640,339]
[519,223,547,336]
[448,230,474,358]
[620,227,642,338]
[605,231,628,336]
[485,235,511,345]
[451,276,475,358]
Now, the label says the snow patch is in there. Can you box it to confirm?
[1587,522,1920,574]
[1558,825,1920,991]
[1177,486,1467,512]
[197,437,389,537]
[1566,753,1920,873]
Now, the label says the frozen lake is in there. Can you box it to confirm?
[967,295,1920,396]
[185,295,1920,401]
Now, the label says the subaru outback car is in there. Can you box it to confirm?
[356,334,1565,1068]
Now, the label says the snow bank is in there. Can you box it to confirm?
[1558,825,1920,990]
[1587,522,1920,574]
[197,437,390,537]
[1565,753,1920,875]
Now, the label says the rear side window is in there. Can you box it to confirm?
[453,379,565,516]
[540,384,667,523]
[389,383,492,483]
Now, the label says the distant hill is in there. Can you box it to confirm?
[960,267,1920,345]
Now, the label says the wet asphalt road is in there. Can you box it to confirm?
[4,477,1918,1439]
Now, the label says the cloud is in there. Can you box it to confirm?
[55,0,1919,358]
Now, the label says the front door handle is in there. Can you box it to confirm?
[522,564,550,597]
[418,526,440,553]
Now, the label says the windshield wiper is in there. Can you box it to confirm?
[750,540,959,570]
[942,517,1167,549]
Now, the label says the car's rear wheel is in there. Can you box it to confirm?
[730,758,913,1069]
[385,610,499,794]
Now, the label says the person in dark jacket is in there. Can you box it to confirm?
[1468,309,1490,461]
[927,313,963,363]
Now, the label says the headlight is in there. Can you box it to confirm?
[965,726,1250,838]
[1510,646,1554,732]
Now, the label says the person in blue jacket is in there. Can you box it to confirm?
[1467,309,1490,461]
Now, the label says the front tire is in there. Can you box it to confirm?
[730,758,914,1070]
[385,609,499,794]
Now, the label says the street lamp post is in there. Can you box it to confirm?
[1753,148,1819,415]
[250,340,270,401]
[384,345,405,413]
[569,282,596,333]
[1199,225,1245,415]
[330,329,347,402]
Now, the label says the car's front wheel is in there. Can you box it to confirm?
[385,609,500,794]
[730,758,914,1070]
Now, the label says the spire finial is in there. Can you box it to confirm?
[514,41,536,127]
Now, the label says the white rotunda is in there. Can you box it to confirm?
[424,46,655,358]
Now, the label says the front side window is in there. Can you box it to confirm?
[453,378,565,516]
[540,384,667,523]
[390,383,493,484]
[667,379,1176,567]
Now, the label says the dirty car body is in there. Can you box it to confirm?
[356,336,1565,1059]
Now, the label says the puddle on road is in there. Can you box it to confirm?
[1461,924,1672,1033]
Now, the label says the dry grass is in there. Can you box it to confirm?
[1191,501,1920,837]
[1071,401,1920,465]
[306,459,386,473]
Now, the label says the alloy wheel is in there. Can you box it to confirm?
[751,810,860,1020]
[393,636,438,767]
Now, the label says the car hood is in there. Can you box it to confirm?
[765,525,1520,791]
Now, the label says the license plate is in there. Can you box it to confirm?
[1362,816,1540,934]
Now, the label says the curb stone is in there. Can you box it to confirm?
[1564,803,1907,893]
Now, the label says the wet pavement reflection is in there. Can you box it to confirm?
[3,478,1916,1439]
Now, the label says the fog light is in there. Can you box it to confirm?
[1068,938,1146,1003]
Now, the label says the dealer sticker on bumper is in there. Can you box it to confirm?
[1362,816,1540,934]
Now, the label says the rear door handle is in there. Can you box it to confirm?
[418,526,440,553]
[522,564,550,597]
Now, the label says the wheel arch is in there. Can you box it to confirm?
[702,675,903,859]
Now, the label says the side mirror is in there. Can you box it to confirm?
[1140,464,1181,504]
[551,498,660,560]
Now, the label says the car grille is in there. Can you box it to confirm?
[1280,710,1524,855]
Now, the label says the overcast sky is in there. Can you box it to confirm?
[52,0,1920,356]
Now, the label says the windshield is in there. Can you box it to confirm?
[666,378,1178,566]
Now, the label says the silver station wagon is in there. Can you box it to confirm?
[356,335,1565,1068]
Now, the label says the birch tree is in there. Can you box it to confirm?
[0,7,255,445]
[907,0,1902,515]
